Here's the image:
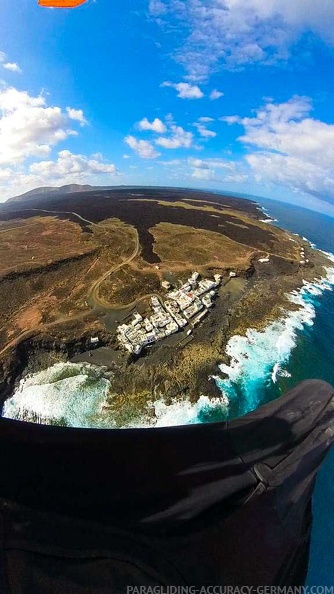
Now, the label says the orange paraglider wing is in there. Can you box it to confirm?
[38,0,87,7]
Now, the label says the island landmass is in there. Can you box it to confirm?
[0,187,331,425]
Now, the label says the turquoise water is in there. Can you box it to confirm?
[257,198,334,586]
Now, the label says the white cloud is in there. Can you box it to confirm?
[0,168,12,181]
[29,150,117,179]
[125,135,160,158]
[210,89,224,100]
[150,0,334,81]
[0,151,119,201]
[198,116,214,123]
[66,107,87,125]
[188,156,246,182]
[246,152,334,200]
[123,154,130,159]
[161,81,204,99]
[193,123,216,138]
[157,155,245,182]
[192,168,215,180]
[159,159,182,166]
[3,62,22,74]
[226,96,334,202]
[188,157,233,170]
[137,117,167,133]
[0,51,22,74]
[188,157,209,169]
[221,115,242,125]
[191,167,246,183]
[156,155,247,184]
[155,125,194,149]
[0,86,86,165]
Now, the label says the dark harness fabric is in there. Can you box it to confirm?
[0,379,333,592]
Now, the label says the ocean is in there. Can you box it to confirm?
[255,198,334,587]
[2,197,334,583]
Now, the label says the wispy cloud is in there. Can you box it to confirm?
[198,116,214,123]
[148,0,167,16]
[188,156,247,182]
[193,122,216,138]
[150,0,334,81]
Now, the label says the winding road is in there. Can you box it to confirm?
[5,207,140,309]
[7,207,101,228]
[87,229,139,308]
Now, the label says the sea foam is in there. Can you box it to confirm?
[213,262,334,416]
[2,362,113,428]
[259,218,278,224]
[147,394,229,427]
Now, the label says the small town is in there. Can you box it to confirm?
[116,271,229,355]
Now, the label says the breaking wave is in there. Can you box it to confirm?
[150,395,229,427]
[2,362,114,429]
[259,217,278,224]
[214,264,334,416]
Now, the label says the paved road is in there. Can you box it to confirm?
[5,207,99,228]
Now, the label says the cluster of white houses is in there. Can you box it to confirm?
[299,247,309,265]
[117,271,223,355]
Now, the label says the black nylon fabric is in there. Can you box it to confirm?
[0,379,333,592]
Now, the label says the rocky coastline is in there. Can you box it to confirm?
[1,229,333,423]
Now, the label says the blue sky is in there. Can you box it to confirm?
[1,0,334,215]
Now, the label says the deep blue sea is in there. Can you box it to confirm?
[3,196,334,584]
[258,198,334,587]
